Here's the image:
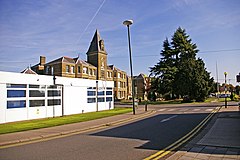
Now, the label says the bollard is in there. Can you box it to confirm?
[145,101,148,111]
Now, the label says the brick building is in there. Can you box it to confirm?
[133,73,151,101]
[32,30,128,100]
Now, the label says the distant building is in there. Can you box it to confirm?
[108,65,127,100]
[133,73,151,101]
[31,30,128,100]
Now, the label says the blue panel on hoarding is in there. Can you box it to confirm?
[7,90,26,98]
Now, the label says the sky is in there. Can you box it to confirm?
[0,0,239,85]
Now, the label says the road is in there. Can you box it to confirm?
[0,104,219,160]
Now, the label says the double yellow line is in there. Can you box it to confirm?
[144,106,221,160]
[0,110,156,149]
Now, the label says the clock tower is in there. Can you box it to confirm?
[86,30,107,80]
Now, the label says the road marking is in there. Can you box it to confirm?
[158,109,166,112]
[193,109,200,111]
[144,106,221,160]
[160,115,178,123]
[206,109,213,111]
[168,109,175,111]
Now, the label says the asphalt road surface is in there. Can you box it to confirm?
[0,104,219,160]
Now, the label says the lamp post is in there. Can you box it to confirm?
[224,72,227,108]
[123,19,135,115]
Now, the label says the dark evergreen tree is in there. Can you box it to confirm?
[150,38,177,99]
[150,27,213,101]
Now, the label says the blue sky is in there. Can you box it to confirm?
[0,0,239,85]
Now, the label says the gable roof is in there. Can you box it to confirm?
[21,67,38,75]
[45,56,96,68]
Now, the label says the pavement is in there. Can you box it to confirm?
[166,105,240,160]
[0,104,240,160]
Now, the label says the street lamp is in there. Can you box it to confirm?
[123,19,135,115]
[224,72,227,108]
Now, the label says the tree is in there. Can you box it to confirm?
[150,38,177,99]
[150,27,213,101]
[235,85,240,95]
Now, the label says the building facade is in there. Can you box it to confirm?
[133,73,151,101]
[108,65,127,100]
[32,30,128,100]
[0,71,114,124]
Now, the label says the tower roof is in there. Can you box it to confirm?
[86,29,107,55]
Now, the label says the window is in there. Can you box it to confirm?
[87,91,96,96]
[83,67,88,74]
[97,97,105,102]
[7,90,26,98]
[29,85,45,89]
[48,90,61,97]
[47,85,60,89]
[118,82,121,88]
[87,87,96,89]
[87,98,96,103]
[51,66,54,75]
[106,97,112,102]
[98,91,104,96]
[7,84,26,88]
[29,90,45,97]
[118,73,121,78]
[48,99,61,106]
[78,66,81,73]
[71,66,75,73]
[89,69,93,75]
[106,91,112,95]
[45,66,49,74]
[7,100,26,109]
[66,65,70,73]
[30,100,45,107]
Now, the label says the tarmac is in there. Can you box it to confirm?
[166,105,240,160]
[0,104,240,160]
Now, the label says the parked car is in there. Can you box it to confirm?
[217,94,230,98]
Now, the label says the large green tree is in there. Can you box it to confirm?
[150,27,213,101]
[150,38,177,99]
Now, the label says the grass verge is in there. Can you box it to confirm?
[0,108,132,135]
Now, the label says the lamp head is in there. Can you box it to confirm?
[123,20,133,26]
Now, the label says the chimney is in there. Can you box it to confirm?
[40,56,46,66]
